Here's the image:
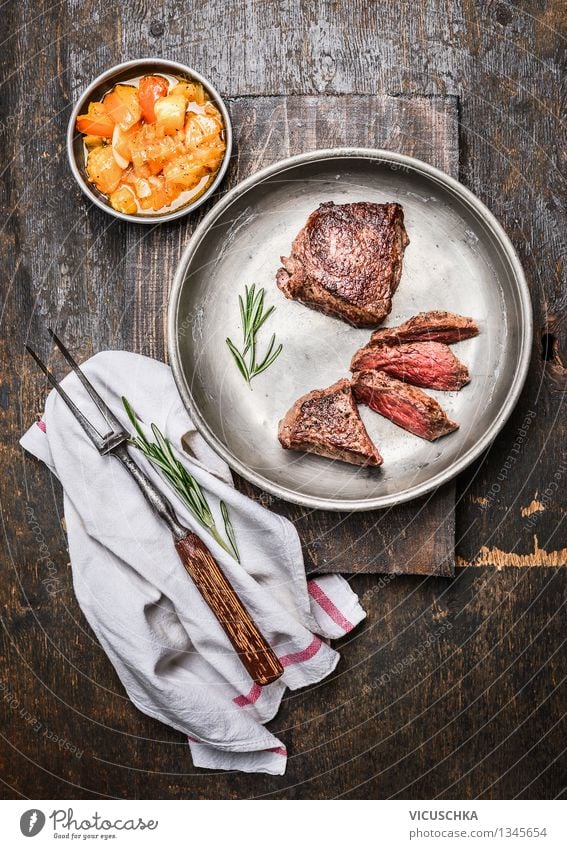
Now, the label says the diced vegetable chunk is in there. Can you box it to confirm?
[147,176,168,210]
[108,186,137,215]
[163,154,206,189]
[103,85,142,131]
[83,134,105,149]
[164,180,183,205]
[184,112,223,149]
[194,113,223,144]
[126,173,152,199]
[76,102,114,138]
[87,145,124,195]
[154,95,187,135]
[112,123,140,167]
[129,124,185,174]
[77,75,225,214]
[184,113,205,148]
[169,80,206,105]
[138,75,169,123]
[135,175,170,211]
[192,139,226,172]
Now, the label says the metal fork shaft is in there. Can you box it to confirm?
[114,444,283,685]
[26,340,283,686]
[48,330,125,434]
[112,443,187,540]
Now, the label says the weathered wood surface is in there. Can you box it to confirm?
[1,0,565,800]
[0,567,564,799]
[227,94,459,576]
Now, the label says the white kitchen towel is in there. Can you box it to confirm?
[21,351,365,775]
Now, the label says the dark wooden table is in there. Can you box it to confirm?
[1,1,565,800]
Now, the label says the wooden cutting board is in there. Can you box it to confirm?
[228,94,459,576]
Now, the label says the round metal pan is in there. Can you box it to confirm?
[168,148,532,511]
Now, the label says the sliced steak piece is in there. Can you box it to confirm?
[370,310,479,345]
[351,370,459,440]
[350,341,470,390]
[276,201,409,327]
[278,378,383,467]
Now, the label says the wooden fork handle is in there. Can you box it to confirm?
[175,533,284,687]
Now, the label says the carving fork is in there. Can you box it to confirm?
[26,332,283,687]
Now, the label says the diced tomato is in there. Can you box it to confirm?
[138,75,169,123]
[76,102,114,138]
[108,186,137,215]
[103,85,142,131]
[86,145,124,195]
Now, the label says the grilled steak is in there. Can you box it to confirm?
[278,378,382,466]
[276,201,409,327]
[351,370,458,440]
[350,341,470,390]
[370,311,479,345]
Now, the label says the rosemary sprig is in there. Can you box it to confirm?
[226,284,283,386]
[122,397,240,562]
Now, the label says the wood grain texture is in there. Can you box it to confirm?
[1,0,565,801]
[175,534,283,685]
[0,567,564,799]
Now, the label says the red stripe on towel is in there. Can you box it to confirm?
[307,579,354,632]
[233,682,262,707]
[233,635,323,704]
[36,419,46,433]
[279,635,322,668]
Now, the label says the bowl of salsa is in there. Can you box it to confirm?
[67,58,232,223]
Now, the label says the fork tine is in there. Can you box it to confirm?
[25,345,106,451]
[47,329,124,433]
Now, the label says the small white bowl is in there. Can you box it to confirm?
[66,58,232,224]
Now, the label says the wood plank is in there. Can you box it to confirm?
[227,94,459,176]
[225,94,458,575]
[4,0,562,566]
[1,0,565,803]
[0,566,564,799]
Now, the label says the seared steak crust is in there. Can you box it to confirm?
[278,378,382,466]
[276,201,409,327]
[352,370,458,441]
[350,341,470,390]
[370,310,479,346]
